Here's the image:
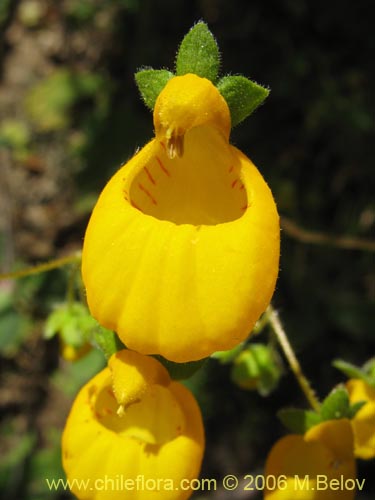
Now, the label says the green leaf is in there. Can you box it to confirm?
[175,22,220,82]
[320,386,351,420]
[153,356,207,381]
[217,75,269,127]
[135,69,174,110]
[277,408,322,434]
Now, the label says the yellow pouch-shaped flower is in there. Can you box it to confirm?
[82,74,280,362]
[346,378,375,459]
[62,350,204,500]
[264,419,356,500]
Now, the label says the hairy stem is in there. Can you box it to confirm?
[267,304,321,412]
[0,251,82,281]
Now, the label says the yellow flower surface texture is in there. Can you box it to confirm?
[264,419,356,500]
[62,350,204,500]
[82,74,280,362]
[346,378,375,459]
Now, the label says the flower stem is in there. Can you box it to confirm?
[266,304,320,412]
[0,251,82,281]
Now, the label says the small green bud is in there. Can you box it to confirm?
[230,344,282,396]
[175,21,220,83]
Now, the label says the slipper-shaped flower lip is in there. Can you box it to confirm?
[82,74,280,363]
[62,350,204,500]
[264,419,356,500]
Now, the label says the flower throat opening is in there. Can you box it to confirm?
[129,126,248,225]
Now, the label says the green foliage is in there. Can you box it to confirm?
[135,69,174,110]
[217,76,269,127]
[278,385,366,434]
[44,302,97,347]
[175,21,220,83]
[25,69,106,132]
[0,119,31,160]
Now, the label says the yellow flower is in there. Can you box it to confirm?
[82,74,280,362]
[62,350,204,500]
[264,419,356,499]
[346,378,375,459]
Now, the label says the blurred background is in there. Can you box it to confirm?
[0,0,374,498]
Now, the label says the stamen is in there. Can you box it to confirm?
[165,128,184,159]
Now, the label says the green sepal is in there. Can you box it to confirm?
[320,386,352,421]
[92,327,126,360]
[277,408,322,434]
[332,359,374,386]
[153,356,207,381]
[135,69,174,110]
[217,75,269,127]
[211,343,245,364]
[348,400,367,418]
[175,21,220,83]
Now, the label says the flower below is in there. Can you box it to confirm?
[264,419,356,500]
[62,350,204,500]
[82,74,280,362]
[346,378,375,459]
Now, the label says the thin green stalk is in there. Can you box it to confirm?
[0,251,82,281]
[266,304,321,412]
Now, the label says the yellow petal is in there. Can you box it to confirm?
[62,354,204,500]
[346,378,375,459]
[264,420,356,500]
[108,350,169,407]
[82,122,279,362]
[153,74,230,158]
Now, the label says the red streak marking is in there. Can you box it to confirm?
[94,411,102,420]
[144,166,156,185]
[131,200,142,211]
[231,179,238,188]
[228,165,234,173]
[156,156,171,177]
[160,142,167,152]
[103,408,114,415]
[240,184,245,190]
[138,183,157,205]
[241,204,248,211]
[107,389,115,399]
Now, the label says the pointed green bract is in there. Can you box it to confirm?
[277,408,322,434]
[135,69,174,110]
[333,358,374,386]
[175,21,220,83]
[92,327,125,360]
[217,75,269,127]
[320,386,351,420]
